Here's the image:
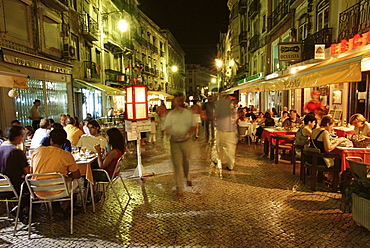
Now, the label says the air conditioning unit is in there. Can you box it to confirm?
[63,44,77,59]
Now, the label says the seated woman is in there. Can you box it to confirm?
[349,113,370,137]
[255,112,265,125]
[307,115,346,171]
[24,126,34,140]
[255,112,275,141]
[295,114,316,158]
[237,112,249,126]
[94,128,126,179]
[279,111,289,124]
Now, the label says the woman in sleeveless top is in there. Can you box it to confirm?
[94,128,126,178]
[295,114,316,158]
[307,115,346,166]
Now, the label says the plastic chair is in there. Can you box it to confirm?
[246,122,257,144]
[91,154,131,212]
[14,173,76,238]
[237,125,248,143]
[270,135,295,164]
[301,149,341,192]
[0,174,20,218]
[345,157,369,182]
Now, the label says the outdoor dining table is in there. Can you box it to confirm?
[75,156,96,183]
[333,147,370,171]
[261,127,297,158]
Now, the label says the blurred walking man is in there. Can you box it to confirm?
[215,94,238,171]
[164,95,195,197]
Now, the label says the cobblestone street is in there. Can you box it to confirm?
[1,130,370,247]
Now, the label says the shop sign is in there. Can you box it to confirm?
[330,30,370,55]
[314,44,326,60]
[3,54,72,74]
[278,43,302,61]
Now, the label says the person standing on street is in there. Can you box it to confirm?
[201,96,215,142]
[29,99,43,131]
[190,100,201,139]
[215,94,238,171]
[164,95,196,197]
[157,100,167,138]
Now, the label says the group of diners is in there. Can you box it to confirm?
[0,114,127,220]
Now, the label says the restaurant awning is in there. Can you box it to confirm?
[0,63,28,89]
[248,50,367,92]
[74,79,125,96]
[148,90,174,99]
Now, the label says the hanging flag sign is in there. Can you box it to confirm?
[278,43,302,61]
[314,44,326,60]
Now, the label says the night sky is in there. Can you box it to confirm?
[138,0,229,68]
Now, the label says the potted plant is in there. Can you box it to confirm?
[343,177,370,230]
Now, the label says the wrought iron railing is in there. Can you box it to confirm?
[239,0,247,14]
[236,65,248,76]
[249,0,260,18]
[81,14,99,34]
[302,28,332,60]
[249,34,260,52]
[267,0,291,30]
[239,31,248,46]
[338,0,370,41]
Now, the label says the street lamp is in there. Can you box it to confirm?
[118,19,128,32]
[171,65,178,72]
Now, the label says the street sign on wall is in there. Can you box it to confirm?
[278,43,302,61]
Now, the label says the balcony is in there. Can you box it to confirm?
[302,28,332,61]
[149,43,158,54]
[236,65,248,76]
[40,0,68,12]
[81,14,99,42]
[239,31,248,47]
[105,69,126,83]
[160,50,164,57]
[267,0,291,31]
[338,0,370,41]
[249,0,260,19]
[249,34,260,52]
[84,61,100,79]
[239,0,247,14]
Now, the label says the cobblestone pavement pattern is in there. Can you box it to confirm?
[1,129,370,247]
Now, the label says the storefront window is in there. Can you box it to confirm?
[82,88,102,119]
[14,79,68,126]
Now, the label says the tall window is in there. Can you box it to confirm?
[298,14,308,40]
[317,0,329,31]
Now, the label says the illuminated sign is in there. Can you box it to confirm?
[330,30,370,55]
[278,43,302,61]
[238,73,263,85]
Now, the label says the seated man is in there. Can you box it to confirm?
[77,120,107,153]
[0,126,30,197]
[40,123,72,152]
[30,119,51,149]
[64,117,83,146]
[31,128,80,211]
[282,109,303,128]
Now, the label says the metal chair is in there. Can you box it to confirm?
[270,135,295,164]
[345,157,369,182]
[0,174,20,218]
[14,172,76,238]
[237,125,248,143]
[301,149,341,192]
[245,122,257,144]
[91,154,131,212]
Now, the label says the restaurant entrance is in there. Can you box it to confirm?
[349,72,370,119]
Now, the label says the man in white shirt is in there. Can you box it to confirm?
[28,99,43,131]
[30,119,51,149]
[77,120,106,153]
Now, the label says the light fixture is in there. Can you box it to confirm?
[229,59,235,67]
[215,59,223,68]
[171,65,178,72]
[8,89,18,98]
[211,78,216,83]
[118,20,128,32]
[125,85,148,121]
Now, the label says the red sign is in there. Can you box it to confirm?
[330,30,370,55]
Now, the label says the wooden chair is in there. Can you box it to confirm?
[301,150,341,192]
[292,144,304,175]
[345,157,369,182]
[270,135,295,164]
[237,125,248,143]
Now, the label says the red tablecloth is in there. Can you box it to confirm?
[333,147,370,171]
[333,127,355,137]
[262,128,297,157]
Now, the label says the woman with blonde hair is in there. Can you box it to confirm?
[349,113,370,137]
